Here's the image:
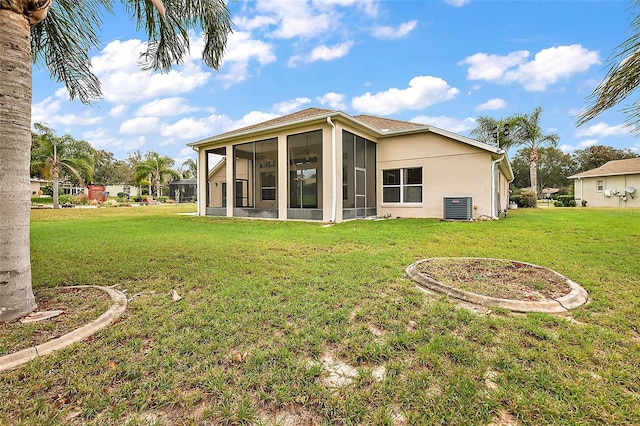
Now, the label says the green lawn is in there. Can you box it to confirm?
[1,205,639,425]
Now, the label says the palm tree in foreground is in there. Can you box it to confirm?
[0,0,232,322]
[31,124,94,209]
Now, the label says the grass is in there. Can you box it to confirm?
[1,204,639,425]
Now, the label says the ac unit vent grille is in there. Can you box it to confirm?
[443,197,472,220]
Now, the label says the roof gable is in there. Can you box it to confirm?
[568,157,640,178]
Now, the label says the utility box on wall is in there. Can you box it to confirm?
[443,197,473,220]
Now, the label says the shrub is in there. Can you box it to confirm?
[581,200,588,207]
[157,196,169,203]
[58,194,90,206]
[511,189,537,208]
[554,194,575,207]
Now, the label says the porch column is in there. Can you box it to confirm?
[226,144,234,218]
[277,135,288,219]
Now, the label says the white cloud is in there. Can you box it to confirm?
[574,122,632,138]
[109,105,129,118]
[460,45,600,91]
[255,0,332,39]
[313,0,378,17]
[83,128,147,152]
[216,31,277,86]
[411,115,476,133]
[274,98,312,114]
[371,20,417,39]
[136,97,198,117]
[31,92,102,127]
[317,92,347,110]
[310,41,354,61]
[445,0,470,6]
[290,41,354,66]
[352,76,459,115]
[120,117,160,134]
[460,51,530,81]
[234,110,280,129]
[476,98,507,111]
[91,38,213,103]
[159,115,234,141]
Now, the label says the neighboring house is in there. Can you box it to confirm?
[30,177,51,195]
[568,158,640,207]
[104,184,142,198]
[187,108,514,223]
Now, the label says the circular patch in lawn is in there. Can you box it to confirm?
[406,258,588,313]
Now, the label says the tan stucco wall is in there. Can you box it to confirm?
[376,133,496,219]
[573,174,640,208]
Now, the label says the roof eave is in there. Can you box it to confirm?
[568,170,640,179]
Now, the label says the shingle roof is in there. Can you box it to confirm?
[568,157,640,178]
[213,107,335,139]
[354,115,427,132]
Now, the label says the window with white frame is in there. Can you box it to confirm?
[596,180,604,192]
[382,167,422,203]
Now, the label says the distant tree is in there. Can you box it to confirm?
[578,1,640,131]
[92,149,132,185]
[571,145,639,172]
[511,147,576,192]
[134,152,180,197]
[510,107,560,198]
[471,115,519,151]
[30,124,93,209]
[181,158,197,179]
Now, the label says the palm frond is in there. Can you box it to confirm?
[31,0,113,103]
[578,1,640,129]
[127,0,233,72]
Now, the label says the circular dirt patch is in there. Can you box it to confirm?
[406,258,588,313]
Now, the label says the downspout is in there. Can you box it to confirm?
[327,117,337,223]
[192,146,200,216]
[491,155,503,220]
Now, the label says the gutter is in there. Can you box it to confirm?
[192,146,200,216]
[327,117,337,223]
[491,156,503,220]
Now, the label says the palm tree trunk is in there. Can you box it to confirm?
[52,169,60,209]
[0,10,37,321]
[529,148,539,199]
[52,170,60,209]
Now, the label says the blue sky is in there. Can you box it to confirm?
[32,0,639,168]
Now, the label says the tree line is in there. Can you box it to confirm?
[30,123,197,207]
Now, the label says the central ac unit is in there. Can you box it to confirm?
[443,197,473,220]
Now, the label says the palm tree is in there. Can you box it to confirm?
[0,1,232,322]
[181,158,197,178]
[471,115,519,152]
[578,1,640,130]
[31,124,94,209]
[134,152,180,198]
[511,107,560,198]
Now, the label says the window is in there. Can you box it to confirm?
[382,167,422,203]
[261,172,276,201]
[596,180,604,192]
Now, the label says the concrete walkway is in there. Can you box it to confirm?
[0,286,127,372]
